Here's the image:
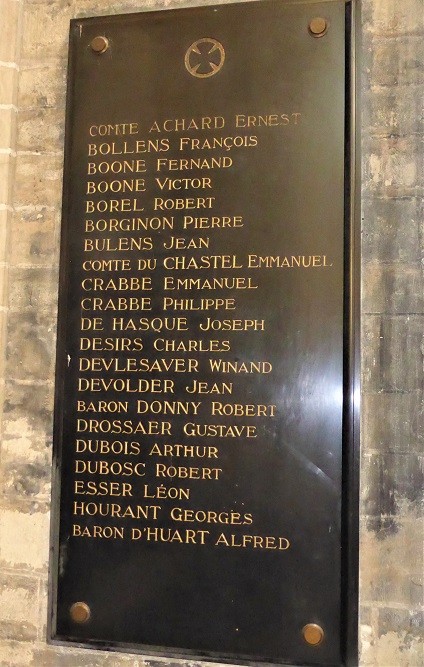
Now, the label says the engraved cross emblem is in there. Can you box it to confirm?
[184,38,225,78]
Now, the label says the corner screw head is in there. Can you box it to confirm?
[69,601,91,624]
[302,623,324,646]
[308,17,328,38]
[91,36,109,53]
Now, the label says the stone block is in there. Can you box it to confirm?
[360,629,424,667]
[0,209,11,268]
[0,0,20,62]
[73,0,226,18]
[14,154,63,210]
[362,391,423,454]
[12,204,57,227]
[364,0,424,37]
[0,639,34,666]
[360,514,423,607]
[6,311,56,383]
[1,437,51,501]
[362,85,424,138]
[368,36,424,88]
[362,263,424,315]
[0,65,16,106]
[18,61,67,110]
[0,154,14,207]
[74,0,153,16]
[0,311,8,382]
[378,608,423,637]
[16,108,65,154]
[8,267,59,313]
[362,197,422,264]
[31,641,154,666]
[362,314,424,392]
[21,1,73,61]
[0,508,50,571]
[363,137,423,198]
[0,108,16,150]
[3,379,54,439]
[0,573,39,642]
[9,211,59,268]
[360,605,372,627]
[361,453,423,517]
[33,639,210,667]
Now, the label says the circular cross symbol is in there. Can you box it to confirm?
[185,38,225,78]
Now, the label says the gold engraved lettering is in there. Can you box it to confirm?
[77,400,128,413]
[74,480,133,496]
[163,236,209,250]
[170,507,253,525]
[155,176,212,191]
[73,524,125,539]
[111,317,188,332]
[234,113,301,127]
[247,254,333,268]
[79,337,144,352]
[155,464,222,480]
[149,443,219,459]
[80,297,152,311]
[183,215,243,229]
[137,400,201,416]
[164,276,256,289]
[143,484,191,500]
[87,138,169,156]
[211,402,276,417]
[183,423,257,438]
[185,380,232,394]
[163,254,242,270]
[86,178,146,194]
[76,419,172,435]
[74,459,145,477]
[78,377,174,393]
[131,527,209,545]
[179,135,257,151]
[81,277,152,291]
[149,117,225,133]
[156,157,232,171]
[215,533,290,550]
[73,502,161,520]
[84,237,152,252]
[79,357,145,372]
[89,123,139,136]
[82,259,131,271]
[162,297,235,311]
[85,217,173,233]
[87,159,146,174]
[208,359,272,373]
[200,318,264,331]
[154,197,215,210]
[153,338,230,353]
[85,198,145,213]
[75,440,141,456]
[81,317,104,330]
[136,259,157,271]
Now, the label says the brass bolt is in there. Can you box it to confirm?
[69,601,91,624]
[308,18,328,38]
[91,36,109,53]
[302,623,324,646]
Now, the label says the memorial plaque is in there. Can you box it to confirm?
[49,1,359,665]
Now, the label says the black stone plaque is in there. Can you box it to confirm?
[49,2,359,665]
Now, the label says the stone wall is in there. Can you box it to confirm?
[0,0,422,665]
[360,1,423,664]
